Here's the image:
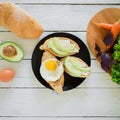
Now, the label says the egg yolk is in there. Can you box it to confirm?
[45,60,58,71]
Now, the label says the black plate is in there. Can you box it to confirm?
[31,32,91,91]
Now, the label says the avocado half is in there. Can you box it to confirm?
[0,41,24,62]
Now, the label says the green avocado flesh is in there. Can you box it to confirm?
[0,41,24,62]
[64,56,90,77]
[48,40,68,56]
[71,58,90,72]
[47,37,76,56]
[52,38,75,52]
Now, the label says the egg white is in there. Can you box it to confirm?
[40,58,64,82]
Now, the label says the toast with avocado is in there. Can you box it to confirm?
[61,56,90,78]
[40,37,80,57]
[40,51,64,93]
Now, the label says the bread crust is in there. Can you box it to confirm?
[0,2,44,39]
[61,57,90,78]
[41,51,64,93]
[40,37,80,57]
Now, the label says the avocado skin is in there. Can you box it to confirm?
[0,41,24,62]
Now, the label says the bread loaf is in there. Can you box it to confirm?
[0,2,44,39]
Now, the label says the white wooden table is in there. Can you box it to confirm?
[0,0,120,120]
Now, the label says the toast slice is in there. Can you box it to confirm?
[40,37,80,57]
[61,56,90,78]
[41,51,64,93]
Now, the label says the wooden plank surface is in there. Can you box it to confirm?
[0,89,120,116]
[0,32,94,59]
[0,60,119,88]
[0,1,120,120]
[0,5,120,31]
[0,0,120,4]
[0,59,118,88]
[0,72,117,88]
[0,59,104,76]
[0,118,119,120]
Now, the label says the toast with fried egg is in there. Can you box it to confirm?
[40,37,80,57]
[40,51,64,93]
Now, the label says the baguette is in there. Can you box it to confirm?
[0,2,44,39]
[40,37,80,57]
[41,51,64,93]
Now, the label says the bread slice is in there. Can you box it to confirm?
[41,51,64,93]
[61,56,90,78]
[40,37,80,57]
[0,2,44,39]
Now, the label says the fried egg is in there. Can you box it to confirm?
[40,58,64,82]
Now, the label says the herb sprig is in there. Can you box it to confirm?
[95,32,113,72]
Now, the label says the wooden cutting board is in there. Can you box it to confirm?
[86,8,120,57]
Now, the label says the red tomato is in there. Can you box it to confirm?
[0,68,15,82]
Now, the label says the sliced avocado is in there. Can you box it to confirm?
[47,40,68,56]
[52,37,75,52]
[64,58,83,77]
[0,41,24,62]
[64,56,90,77]
[67,57,90,72]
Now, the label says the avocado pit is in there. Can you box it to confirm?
[3,45,17,57]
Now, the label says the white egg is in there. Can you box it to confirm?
[40,58,64,82]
